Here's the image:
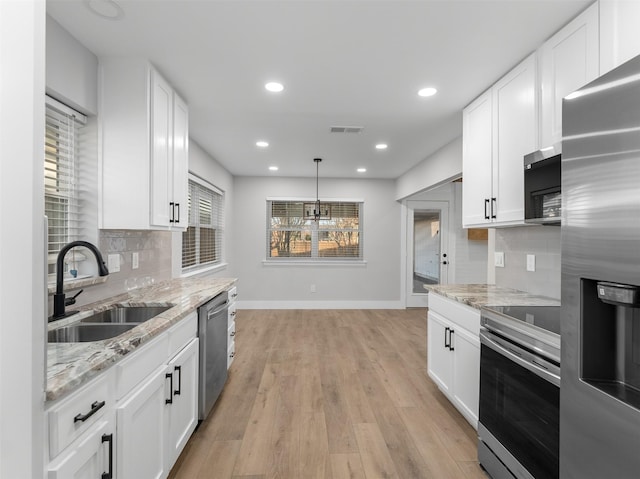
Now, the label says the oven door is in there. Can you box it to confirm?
[479,330,560,479]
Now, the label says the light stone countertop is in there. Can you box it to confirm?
[47,277,236,402]
[424,283,560,309]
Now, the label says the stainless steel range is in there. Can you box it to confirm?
[478,305,561,479]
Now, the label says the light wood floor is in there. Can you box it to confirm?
[168,309,487,479]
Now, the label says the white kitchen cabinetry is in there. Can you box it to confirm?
[539,3,599,147]
[227,286,237,369]
[427,293,480,429]
[100,58,188,230]
[600,0,640,75]
[462,53,537,228]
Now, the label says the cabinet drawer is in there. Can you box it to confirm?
[228,302,237,329]
[228,321,236,347]
[48,373,111,458]
[227,341,235,369]
[116,333,169,400]
[168,311,197,359]
[428,293,480,336]
[227,286,237,303]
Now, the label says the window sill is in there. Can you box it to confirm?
[182,262,228,278]
[262,259,367,267]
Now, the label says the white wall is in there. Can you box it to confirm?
[46,15,98,115]
[233,176,401,308]
[171,140,235,278]
[0,1,46,477]
[396,137,462,201]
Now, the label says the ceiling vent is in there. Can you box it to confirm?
[330,126,364,134]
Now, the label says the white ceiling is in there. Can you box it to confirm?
[47,0,592,179]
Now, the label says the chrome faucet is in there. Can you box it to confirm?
[51,241,109,320]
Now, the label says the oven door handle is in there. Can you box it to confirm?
[480,331,560,387]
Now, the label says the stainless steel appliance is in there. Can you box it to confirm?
[198,291,229,421]
[478,305,561,479]
[561,53,640,478]
[524,145,561,225]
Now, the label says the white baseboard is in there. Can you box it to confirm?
[236,300,405,310]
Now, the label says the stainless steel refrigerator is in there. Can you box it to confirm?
[561,54,640,478]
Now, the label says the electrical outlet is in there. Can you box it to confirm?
[310,284,316,293]
[527,254,536,272]
[494,252,505,268]
[108,254,120,273]
[132,252,139,270]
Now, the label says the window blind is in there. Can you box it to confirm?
[182,177,224,271]
[267,200,362,260]
[44,97,86,270]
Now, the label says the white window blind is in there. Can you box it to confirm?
[44,97,86,273]
[182,176,224,271]
[267,200,362,260]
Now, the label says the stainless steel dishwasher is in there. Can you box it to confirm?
[198,291,229,421]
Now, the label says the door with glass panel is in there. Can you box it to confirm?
[406,201,449,307]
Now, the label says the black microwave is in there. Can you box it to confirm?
[524,147,561,225]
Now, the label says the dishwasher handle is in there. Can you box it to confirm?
[207,300,229,318]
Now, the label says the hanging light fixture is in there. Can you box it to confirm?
[304,158,331,221]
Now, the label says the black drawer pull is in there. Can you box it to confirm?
[73,400,105,423]
[166,373,173,404]
[174,365,181,396]
[484,199,490,220]
[101,433,113,479]
[169,202,175,223]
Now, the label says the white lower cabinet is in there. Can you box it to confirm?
[48,416,114,479]
[117,366,167,479]
[427,294,480,429]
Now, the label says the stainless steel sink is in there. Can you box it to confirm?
[48,323,140,343]
[78,305,172,324]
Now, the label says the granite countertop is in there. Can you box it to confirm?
[425,283,560,309]
[47,277,236,402]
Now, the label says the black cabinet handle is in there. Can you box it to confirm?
[169,202,175,223]
[449,329,455,351]
[165,373,173,404]
[174,365,181,396]
[230,331,235,337]
[73,400,105,423]
[491,198,497,219]
[101,433,113,479]
[175,203,180,223]
[484,199,490,219]
[444,327,450,349]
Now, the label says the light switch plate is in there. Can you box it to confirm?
[527,254,536,272]
[494,252,505,268]
[108,254,120,273]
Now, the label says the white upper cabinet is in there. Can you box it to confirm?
[539,3,599,147]
[599,0,640,75]
[100,58,188,230]
[463,53,537,228]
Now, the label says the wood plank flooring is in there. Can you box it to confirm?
[168,309,487,479]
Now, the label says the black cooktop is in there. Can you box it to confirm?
[483,305,562,336]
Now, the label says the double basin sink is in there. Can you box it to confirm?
[48,305,173,343]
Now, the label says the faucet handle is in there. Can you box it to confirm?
[65,289,84,307]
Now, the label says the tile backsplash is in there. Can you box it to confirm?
[494,226,561,299]
[50,230,173,313]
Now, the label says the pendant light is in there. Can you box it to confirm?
[304,158,331,221]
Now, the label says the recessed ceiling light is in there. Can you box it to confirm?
[357,168,367,173]
[84,0,124,20]
[256,141,269,148]
[418,87,438,97]
[269,166,279,171]
[265,82,284,93]
[375,143,388,150]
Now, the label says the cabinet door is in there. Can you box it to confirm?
[166,338,199,468]
[427,311,453,396]
[451,326,480,429]
[492,53,537,225]
[117,365,167,479]
[462,89,493,227]
[48,418,113,479]
[540,3,599,147]
[172,93,189,230]
[150,69,173,228]
[600,0,640,75]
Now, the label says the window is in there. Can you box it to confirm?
[44,96,87,276]
[182,175,224,272]
[267,200,363,260]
